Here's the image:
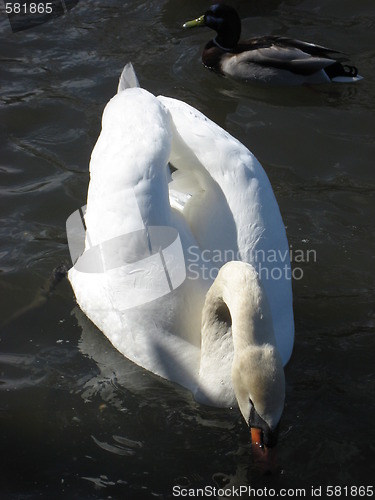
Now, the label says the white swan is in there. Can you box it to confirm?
[68,63,294,451]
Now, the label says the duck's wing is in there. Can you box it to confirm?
[260,36,342,59]
[233,36,340,76]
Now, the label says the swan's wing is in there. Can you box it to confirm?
[158,95,294,365]
[158,94,278,257]
[159,94,251,256]
[69,87,176,313]
[85,87,173,246]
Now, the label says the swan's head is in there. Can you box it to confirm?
[232,342,285,450]
[201,262,285,455]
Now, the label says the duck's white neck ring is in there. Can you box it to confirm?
[212,37,234,52]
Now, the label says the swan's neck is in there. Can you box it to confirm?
[197,262,284,429]
[197,262,273,402]
[201,262,275,355]
[195,288,235,406]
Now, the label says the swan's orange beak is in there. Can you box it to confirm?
[251,427,263,446]
[251,427,278,473]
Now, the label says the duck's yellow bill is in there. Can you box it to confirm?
[183,15,205,29]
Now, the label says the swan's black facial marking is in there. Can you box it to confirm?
[248,400,280,448]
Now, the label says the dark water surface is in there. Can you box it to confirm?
[1,1,375,498]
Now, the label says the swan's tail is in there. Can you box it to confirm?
[117,62,140,93]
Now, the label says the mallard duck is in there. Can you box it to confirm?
[67,63,294,456]
[183,4,362,85]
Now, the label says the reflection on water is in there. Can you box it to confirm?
[1,0,375,497]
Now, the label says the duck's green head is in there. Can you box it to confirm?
[183,4,241,49]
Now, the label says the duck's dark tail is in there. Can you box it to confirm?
[325,62,362,82]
